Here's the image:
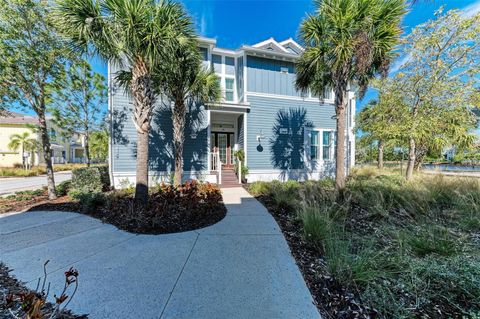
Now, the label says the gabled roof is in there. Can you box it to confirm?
[278,38,304,55]
[252,38,289,54]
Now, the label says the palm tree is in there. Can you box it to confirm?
[55,0,194,202]
[8,132,38,169]
[295,0,405,189]
[155,40,221,186]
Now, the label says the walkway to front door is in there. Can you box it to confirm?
[0,188,320,318]
[211,132,234,167]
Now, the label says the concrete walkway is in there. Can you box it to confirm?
[0,187,319,319]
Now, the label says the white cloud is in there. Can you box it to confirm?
[199,6,213,36]
[461,0,480,17]
[389,54,410,74]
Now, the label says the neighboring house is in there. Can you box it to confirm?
[108,37,356,188]
[0,111,86,167]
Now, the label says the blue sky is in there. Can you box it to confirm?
[89,0,480,113]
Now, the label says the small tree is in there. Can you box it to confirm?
[356,84,407,169]
[0,0,71,199]
[8,131,39,169]
[52,60,107,167]
[296,0,405,189]
[155,40,220,186]
[392,8,480,179]
[89,129,109,162]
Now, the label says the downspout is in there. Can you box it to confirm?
[107,61,114,188]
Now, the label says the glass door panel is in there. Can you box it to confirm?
[229,134,234,164]
[218,133,227,164]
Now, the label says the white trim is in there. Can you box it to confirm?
[251,37,289,53]
[212,47,239,56]
[198,36,216,45]
[241,46,298,61]
[243,53,248,103]
[246,91,334,104]
[244,112,248,166]
[112,171,217,188]
[278,38,305,52]
[207,110,211,171]
[246,168,335,183]
[304,128,336,168]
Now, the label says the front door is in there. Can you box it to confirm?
[211,132,234,167]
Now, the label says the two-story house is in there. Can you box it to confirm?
[0,111,87,166]
[108,37,356,188]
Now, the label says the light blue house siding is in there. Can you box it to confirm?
[110,90,208,174]
[245,95,336,171]
[246,56,301,97]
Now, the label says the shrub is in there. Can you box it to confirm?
[70,167,104,193]
[248,181,271,196]
[69,189,105,212]
[55,180,72,197]
[103,180,226,233]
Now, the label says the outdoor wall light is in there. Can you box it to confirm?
[256,129,265,144]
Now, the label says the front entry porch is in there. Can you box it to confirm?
[207,106,248,186]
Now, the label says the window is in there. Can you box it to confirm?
[323,88,333,100]
[280,67,289,74]
[310,131,319,160]
[322,131,332,160]
[49,128,56,142]
[225,78,234,101]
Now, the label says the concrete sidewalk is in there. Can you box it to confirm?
[0,187,319,319]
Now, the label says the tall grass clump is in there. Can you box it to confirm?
[247,171,480,318]
[269,180,300,211]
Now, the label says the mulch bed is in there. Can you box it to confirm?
[0,263,87,319]
[251,192,376,319]
[3,183,227,235]
[82,195,227,235]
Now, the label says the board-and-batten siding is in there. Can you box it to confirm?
[111,89,208,174]
[246,55,301,97]
[245,95,336,170]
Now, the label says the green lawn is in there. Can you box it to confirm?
[248,168,480,318]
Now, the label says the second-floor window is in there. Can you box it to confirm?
[225,78,234,102]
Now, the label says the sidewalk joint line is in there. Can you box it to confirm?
[158,232,200,319]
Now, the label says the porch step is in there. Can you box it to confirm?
[219,169,241,187]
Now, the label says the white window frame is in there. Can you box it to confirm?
[214,54,237,103]
[224,76,236,102]
[305,128,336,164]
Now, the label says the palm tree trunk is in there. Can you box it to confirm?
[173,100,185,187]
[378,139,384,170]
[334,83,348,190]
[131,58,155,202]
[38,110,56,199]
[135,130,149,199]
[406,137,416,180]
